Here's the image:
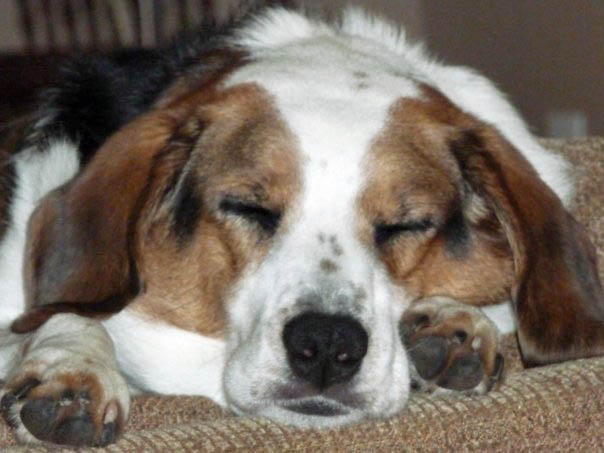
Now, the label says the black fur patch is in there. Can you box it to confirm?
[0,155,16,241]
[172,172,203,244]
[37,51,166,166]
[442,205,471,257]
[23,14,254,166]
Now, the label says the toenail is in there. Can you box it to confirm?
[471,337,482,350]
[454,330,467,343]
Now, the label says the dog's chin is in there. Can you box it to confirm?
[253,397,366,428]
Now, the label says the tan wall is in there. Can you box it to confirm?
[0,0,25,51]
[420,0,603,136]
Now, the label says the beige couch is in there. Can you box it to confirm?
[1,137,603,451]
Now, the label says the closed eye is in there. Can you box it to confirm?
[219,198,282,235]
[374,219,434,246]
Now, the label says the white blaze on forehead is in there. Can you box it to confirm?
[220,9,427,425]
[227,12,421,255]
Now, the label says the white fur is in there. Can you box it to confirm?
[103,311,226,404]
[0,140,80,328]
[0,141,79,378]
[482,301,516,335]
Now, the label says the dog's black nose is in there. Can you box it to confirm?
[282,312,369,390]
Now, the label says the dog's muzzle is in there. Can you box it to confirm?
[223,250,410,427]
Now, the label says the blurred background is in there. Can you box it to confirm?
[0,0,602,137]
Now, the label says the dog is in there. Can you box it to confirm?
[1,6,603,447]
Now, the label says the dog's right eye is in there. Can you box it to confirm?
[219,198,282,235]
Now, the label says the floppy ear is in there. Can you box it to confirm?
[11,108,202,333]
[450,129,604,367]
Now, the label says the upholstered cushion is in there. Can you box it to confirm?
[1,138,603,451]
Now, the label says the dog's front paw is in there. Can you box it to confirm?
[0,314,130,447]
[1,357,129,447]
[400,297,504,395]
[1,359,129,447]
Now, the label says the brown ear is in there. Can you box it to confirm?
[11,108,200,333]
[451,129,604,367]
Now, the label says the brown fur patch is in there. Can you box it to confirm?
[130,84,301,336]
[359,92,514,306]
[367,84,604,365]
[23,107,178,314]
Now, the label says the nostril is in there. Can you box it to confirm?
[282,312,369,390]
[336,352,350,363]
[302,348,315,359]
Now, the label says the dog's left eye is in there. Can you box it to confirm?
[374,219,434,246]
[219,198,282,234]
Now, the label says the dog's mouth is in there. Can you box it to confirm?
[282,398,349,417]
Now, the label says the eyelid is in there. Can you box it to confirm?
[374,218,434,246]
[219,197,282,234]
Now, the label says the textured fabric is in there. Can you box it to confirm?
[1,137,603,451]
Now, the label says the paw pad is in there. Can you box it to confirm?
[1,376,122,447]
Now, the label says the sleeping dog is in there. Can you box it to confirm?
[1,7,603,447]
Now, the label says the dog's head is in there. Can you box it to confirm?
[14,9,604,427]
